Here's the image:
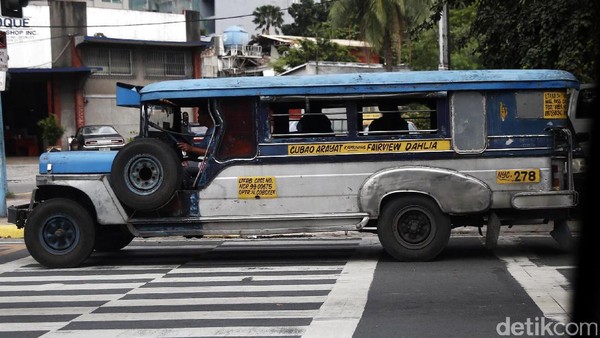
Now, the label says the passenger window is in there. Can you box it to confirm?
[358,98,438,136]
[267,98,347,138]
[215,98,257,161]
[451,92,486,153]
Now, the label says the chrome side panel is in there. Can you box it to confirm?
[129,213,370,237]
[36,174,128,225]
[198,157,554,218]
[359,166,492,216]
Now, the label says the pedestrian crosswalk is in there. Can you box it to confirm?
[0,237,378,338]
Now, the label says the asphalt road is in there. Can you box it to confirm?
[0,233,581,338]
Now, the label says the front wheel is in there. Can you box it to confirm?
[24,198,96,268]
[377,196,451,261]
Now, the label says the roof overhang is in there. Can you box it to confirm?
[8,67,102,74]
[75,35,211,49]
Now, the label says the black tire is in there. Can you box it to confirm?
[377,196,451,261]
[111,138,182,211]
[94,224,134,252]
[24,198,95,268]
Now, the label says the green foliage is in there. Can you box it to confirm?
[408,1,480,70]
[282,0,332,36]
[472,0,600,82]
[252,5,284,35]
[329,0,434,70]
[272,39,358,74]
[37,114,65,145]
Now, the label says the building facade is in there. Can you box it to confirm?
[2,0,208,155]
[1,0,364,156]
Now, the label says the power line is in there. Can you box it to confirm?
[13,8,292,29]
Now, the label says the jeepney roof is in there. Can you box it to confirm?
[138,69,579,102]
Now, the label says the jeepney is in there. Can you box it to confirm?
[8,70,581,268]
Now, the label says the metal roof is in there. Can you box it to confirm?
[139,70,579,102]
[75,35,211,48]
[8,66,102,74]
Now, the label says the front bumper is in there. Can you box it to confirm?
[7,203,31,229]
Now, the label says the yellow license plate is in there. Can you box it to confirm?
[496,169,541,184]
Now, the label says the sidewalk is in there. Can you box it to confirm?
[1,156,38,238]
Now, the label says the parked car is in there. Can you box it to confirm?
[69,125,125,151]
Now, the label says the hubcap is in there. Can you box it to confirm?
[126,155,163,195]
[396,210,432,245]
[41,216,78,253]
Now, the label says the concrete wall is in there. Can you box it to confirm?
[50,1,87,68]
[85,8,187,41]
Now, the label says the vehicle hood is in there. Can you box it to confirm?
[39,151,118,174]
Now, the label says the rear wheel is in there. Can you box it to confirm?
[111,138,182,211]
[24,198,95,268]
[377,196,451,261]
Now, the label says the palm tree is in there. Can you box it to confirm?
[252,5,284,35]
[329,0,430,71]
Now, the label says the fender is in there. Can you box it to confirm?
[36,174,129,225]
[358,166,492,217]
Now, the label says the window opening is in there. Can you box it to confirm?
[359,98,438,136]
[267,97,348,138]
[145,50,190,78]
[215,98,257,161]
[85,47,133,76]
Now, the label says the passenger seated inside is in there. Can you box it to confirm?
[297,113,333,134]
[369,103,408,133]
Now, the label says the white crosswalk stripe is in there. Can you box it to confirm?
[0,237,375,338]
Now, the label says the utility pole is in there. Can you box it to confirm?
[0,0,29,216]
[438,3,450,70]
[0,30,7,216]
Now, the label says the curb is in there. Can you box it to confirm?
[0,226,24,239]
[1,197,31,239]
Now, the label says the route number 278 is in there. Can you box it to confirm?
[496,169,541,184]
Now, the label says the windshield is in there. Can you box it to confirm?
[83,126,118,135]
[146,105,176,131]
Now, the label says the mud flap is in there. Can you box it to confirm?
[485,212,501,249]
[550,219,574,251]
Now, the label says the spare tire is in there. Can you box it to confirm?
[111,138,182,211]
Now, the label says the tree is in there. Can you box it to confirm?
[252,5,284,35]
[282,0,332,36]
[472,0,600,83]
[329,0,432,71]
[410,0,480,70]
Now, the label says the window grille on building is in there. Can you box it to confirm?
[145,50,191,78]
[84,47,133,76]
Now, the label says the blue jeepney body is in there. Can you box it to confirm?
[10,69,583,267]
